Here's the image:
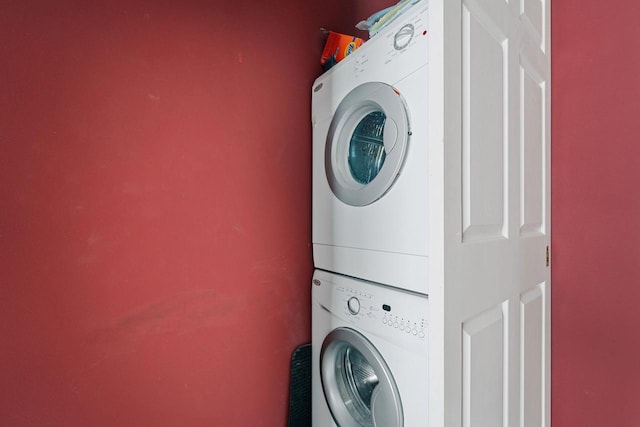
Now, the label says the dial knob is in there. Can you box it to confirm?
[347,297,360,315]
[394,24,415,50]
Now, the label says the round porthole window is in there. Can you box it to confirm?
[325,82,410,207]
[348,111,387,185]
[320,327,403,427]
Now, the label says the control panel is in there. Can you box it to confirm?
[351,4,429,79]
[330,280,428,348]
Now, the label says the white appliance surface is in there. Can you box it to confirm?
[311,269,429,427]
[312,2,431,294]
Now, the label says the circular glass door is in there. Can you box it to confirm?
[325,82,410,207]
[348,111,387,185]
[320,327,403,427]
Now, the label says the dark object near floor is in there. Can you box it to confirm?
[288,343,312,427]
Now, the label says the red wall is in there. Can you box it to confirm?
[0,1,369,425]
[552,0,640,425]
[8,0,635,424]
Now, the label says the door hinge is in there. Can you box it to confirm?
[545,245,550,267]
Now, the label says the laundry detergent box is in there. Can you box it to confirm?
[320,31,364,68]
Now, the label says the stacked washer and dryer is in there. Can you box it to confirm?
[311,3,431,426]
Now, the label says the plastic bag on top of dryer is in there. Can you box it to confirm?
[356,0,422,37]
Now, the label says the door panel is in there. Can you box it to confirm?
[520,284,545,427]
[520,0,545,50]
[519,61,546,237]
[433,0,551,424]
[462,302,509,427]
[462,4,508,242]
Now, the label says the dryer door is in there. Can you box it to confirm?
[325,82,410,207]
[320,327,403,427]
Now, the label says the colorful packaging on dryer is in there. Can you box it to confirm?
[320,31,364,69]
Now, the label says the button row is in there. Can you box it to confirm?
[382,318,426,338]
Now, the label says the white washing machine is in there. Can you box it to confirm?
[311,2,431,295]
[311,269,428,427]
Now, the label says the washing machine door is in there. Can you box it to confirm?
[320,327,403,427]
[325,82,410,207]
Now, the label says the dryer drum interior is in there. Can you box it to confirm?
[325,82,410,207]
[348,110,387,185]
[320,327,403,427]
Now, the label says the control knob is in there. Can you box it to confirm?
[347,297,360,315]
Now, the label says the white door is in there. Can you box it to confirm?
[429,0,551,425]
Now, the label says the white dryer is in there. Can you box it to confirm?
[312,269,428,427]
[312,2,431,295]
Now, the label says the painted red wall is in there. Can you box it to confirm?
[552,0,640,425]
[0,1,367,425]
[11,0,637,424]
